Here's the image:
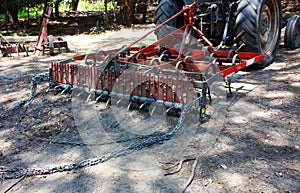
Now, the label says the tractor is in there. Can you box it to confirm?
[155,0,299,67]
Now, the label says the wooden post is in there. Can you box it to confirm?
[34,6,53,56]
[48,35,54,56]
[105,0,109,28]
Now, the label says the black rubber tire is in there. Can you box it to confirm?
[284,15,300,49]
[155,0,185,39]
[233,0,282,67]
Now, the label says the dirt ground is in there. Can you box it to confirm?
[0,27,299,193]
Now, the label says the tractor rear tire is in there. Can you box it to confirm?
[284,15,300,49]
[155,0,185,39]
[233,0,282,67]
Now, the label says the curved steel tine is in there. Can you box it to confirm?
[95,94,104,103]
[86,93,92,102]
[139,101,148,111]
[69,88,73,97]
[166,105,174,113]
[127,100,133,111]
[77,90,85,97]
[54,88,59,95]
[46,86,53,92]
[150,105,157,117]
[116,97,125,105]
[105,97,111,107]
[60,87,69,95]
[54,85,61,95]
[60,84,72,95]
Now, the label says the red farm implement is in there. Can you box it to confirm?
[0,6,68,57]
[49,0,299,121]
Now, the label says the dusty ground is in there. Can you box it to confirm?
[0,27,299,193]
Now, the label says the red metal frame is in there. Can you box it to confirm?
[35,6,53,55]
[49,0,266,118]
[111,1,264,79]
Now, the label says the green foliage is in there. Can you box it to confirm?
[19,6,44,18]
[0,0,118,20]
[0,10,42,20]
[77,0,116,11]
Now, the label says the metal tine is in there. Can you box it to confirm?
[86,93,92,102]
[53,85,70,95]
[60,84,72,95]
[86,89,96,102]
[95,94,104,103]
[61,88,69,95]
[127,95,134,111]
[116,97,125,105]
[166,105,175,113]
[127,100,133,111]
[77,90,85,97]
[54,88,59,95]
[150,104,156,117]
[139,101,148,111]
[46,85,53,93]
[69,88,73,97]
[106,96,111,107]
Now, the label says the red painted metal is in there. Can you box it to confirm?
[35,6,52,55]
[49,0,266,116]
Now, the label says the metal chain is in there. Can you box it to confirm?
[0,72,49,119]
[0,96,200,180]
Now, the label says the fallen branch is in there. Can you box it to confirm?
[183,158,198,192]
[164,158,196,176]
[4,175,26,193]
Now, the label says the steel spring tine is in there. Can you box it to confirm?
[54,85,62,95]
[139,101,148,111]
[86,92,92,102]
[46,83,55,93]
[60,85,72,95]
[77,90,85,97]
[54,88,59,95]
[95,93,104,103]
[105,97,111,107]
[150,105,157,117]
[127,100,133,111]
[60,87,69,95]
[69,88,73,97]
[46,86,51,93]
[116,97,125,105]
[166,105,175,113]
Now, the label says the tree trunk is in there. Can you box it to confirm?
[136,0,147,23]
[118,0,136,26]
[54,1,59,18]
[104,0,109,27]
[5,0,18,24]
[70,0,80,11]
[127,0,136,25]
